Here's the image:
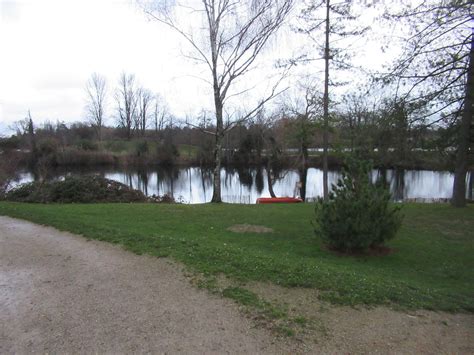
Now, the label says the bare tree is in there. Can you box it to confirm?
[115,72,138,140]
[85,73,107,141]
[24,110,38,168]
[281,84,322,200]
[252,109,285,198]
[283,85,322,159]
[12,117,30,137]
[339,91,379,152]
[143,0,294,202]
[153,93,169,135]
[322,0,330,200]
[383,0,472,207]
[136,87,154,136]
[10,112,38,152]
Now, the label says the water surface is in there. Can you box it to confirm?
[11,166,471,204]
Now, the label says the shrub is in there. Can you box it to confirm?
[314,159,402,253]
[148,193,179,203]
[6,176,146,203]
[5,181,48,202]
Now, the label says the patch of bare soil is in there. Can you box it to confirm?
[227,224,274,233]
[245,281,474,354]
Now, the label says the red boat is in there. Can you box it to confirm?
[256,197,303,204]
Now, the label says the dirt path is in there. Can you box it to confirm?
[247,282,474,354]
[0,216,295,353]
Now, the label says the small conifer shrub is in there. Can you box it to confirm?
[314,159,402,253]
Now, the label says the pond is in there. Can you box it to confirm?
[10,166,472,204]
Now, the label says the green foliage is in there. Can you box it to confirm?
[5,182,37,201]
[314,159,403,252]
[6,176,146,203]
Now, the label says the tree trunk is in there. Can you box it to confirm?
[451,34,473,207]
[211,96,224,203]
[322,0,330,200]
[211,132,223,202]
[394,168,405,201]
[298,166,308,201]
[349,115,354,152]
[300,143,309,201]
[209,12,223,203]
[126,124,131,140]
[266,162,277,198]
[27,115,38,169]
[468,171,473,201]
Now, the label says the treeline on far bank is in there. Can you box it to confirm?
[0,116,460,173]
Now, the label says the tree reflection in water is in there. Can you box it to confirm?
[13,166,469,204]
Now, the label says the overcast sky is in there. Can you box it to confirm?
[0,0,392,135]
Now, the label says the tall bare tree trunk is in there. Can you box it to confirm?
[211,131,223,202]
[451,34,473,207]
[211,92,224,203]
[322,0,330,200]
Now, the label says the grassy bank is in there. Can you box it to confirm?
[0,202,472,312]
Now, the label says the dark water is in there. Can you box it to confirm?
[10,166,472,204]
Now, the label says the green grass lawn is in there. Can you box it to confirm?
[102,139,197,157]
[0,202,472,312]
